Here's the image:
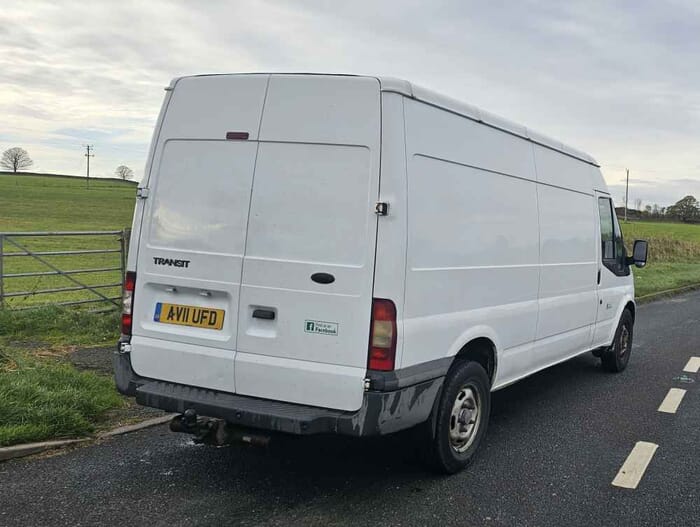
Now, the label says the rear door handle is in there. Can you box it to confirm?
[597,269,601,285]
[252,309,275,320]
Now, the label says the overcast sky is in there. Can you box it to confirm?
[1,0,699,206]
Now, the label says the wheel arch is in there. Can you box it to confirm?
[451,337,498,386]
[605,295,636,346]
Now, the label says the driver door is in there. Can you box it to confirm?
[592,192,629,347]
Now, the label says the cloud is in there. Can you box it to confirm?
[0,0,698,203]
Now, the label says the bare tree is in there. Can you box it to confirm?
[1,147,33,173]
[634,198,643,211]
[115,165,134,180]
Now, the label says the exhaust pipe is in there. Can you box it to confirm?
[225,427,271,448]
[169,409,271,447]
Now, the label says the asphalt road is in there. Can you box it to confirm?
[1,292,698,527]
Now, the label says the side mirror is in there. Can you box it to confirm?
[629,239,648,268]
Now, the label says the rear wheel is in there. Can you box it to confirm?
[601,309,633,373]
[424,360,490,474]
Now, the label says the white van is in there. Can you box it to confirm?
[115,73,648,473]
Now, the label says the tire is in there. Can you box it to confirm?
[424,360,490,474]
[601,309,634,373]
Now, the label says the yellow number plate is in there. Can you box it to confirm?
[154,302,225,330]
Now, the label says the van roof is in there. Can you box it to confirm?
[170,73,600,167]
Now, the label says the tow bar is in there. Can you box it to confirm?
[169,409,271,447]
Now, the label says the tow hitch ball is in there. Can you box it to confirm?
[169,409,271,447]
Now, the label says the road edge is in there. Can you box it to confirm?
[0,414,175,463]
[636,282,700,304]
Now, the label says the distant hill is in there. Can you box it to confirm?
[0,171,138,185]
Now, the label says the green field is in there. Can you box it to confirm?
[621,221,700,297]
[0,173,136,231]
[0,173,136,308]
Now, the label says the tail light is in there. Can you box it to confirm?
[368,298,397,371]
[121,271,136,336]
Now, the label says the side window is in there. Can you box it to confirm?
[598,196,629,276]
[612,211,627,267]
[598,198,615,260]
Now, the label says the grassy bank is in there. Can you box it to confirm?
[0,307,123,446]
[620,221,700,297]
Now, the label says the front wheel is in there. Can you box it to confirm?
[601,309,634,373]
[424,361,491,474]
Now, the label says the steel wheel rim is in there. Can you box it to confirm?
[449,384,480,453]
[619,325,630,357]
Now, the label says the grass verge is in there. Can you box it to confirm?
[0,306,123,447]
[630,262,700,298]
[621,221,700,296]
[0,351,123,446]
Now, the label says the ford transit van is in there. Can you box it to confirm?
[115,74,648,473]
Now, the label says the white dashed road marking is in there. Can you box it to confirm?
[612,441,659,489]
[657,388,687,414]
[683,356,700,373]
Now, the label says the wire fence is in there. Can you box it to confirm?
[0,230,130,311]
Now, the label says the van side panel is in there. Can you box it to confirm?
[532,146,598,358]
[533,143,595,195]
[373,93,409,367]
[402,98,540,373]
[534,180,598,363]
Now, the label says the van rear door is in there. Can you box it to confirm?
[235,75,381,411]
[132,74,381,412]
[130,75,268,394]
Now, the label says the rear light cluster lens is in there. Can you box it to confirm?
[121,271,136,336]
[368,298,397,371]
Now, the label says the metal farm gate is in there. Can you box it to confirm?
[0,230,129,310]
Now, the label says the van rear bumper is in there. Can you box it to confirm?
[135,377,443,437]
[115,351,443,437]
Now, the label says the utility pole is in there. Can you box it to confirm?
[624,168,629,222]
[84,145,94,189]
